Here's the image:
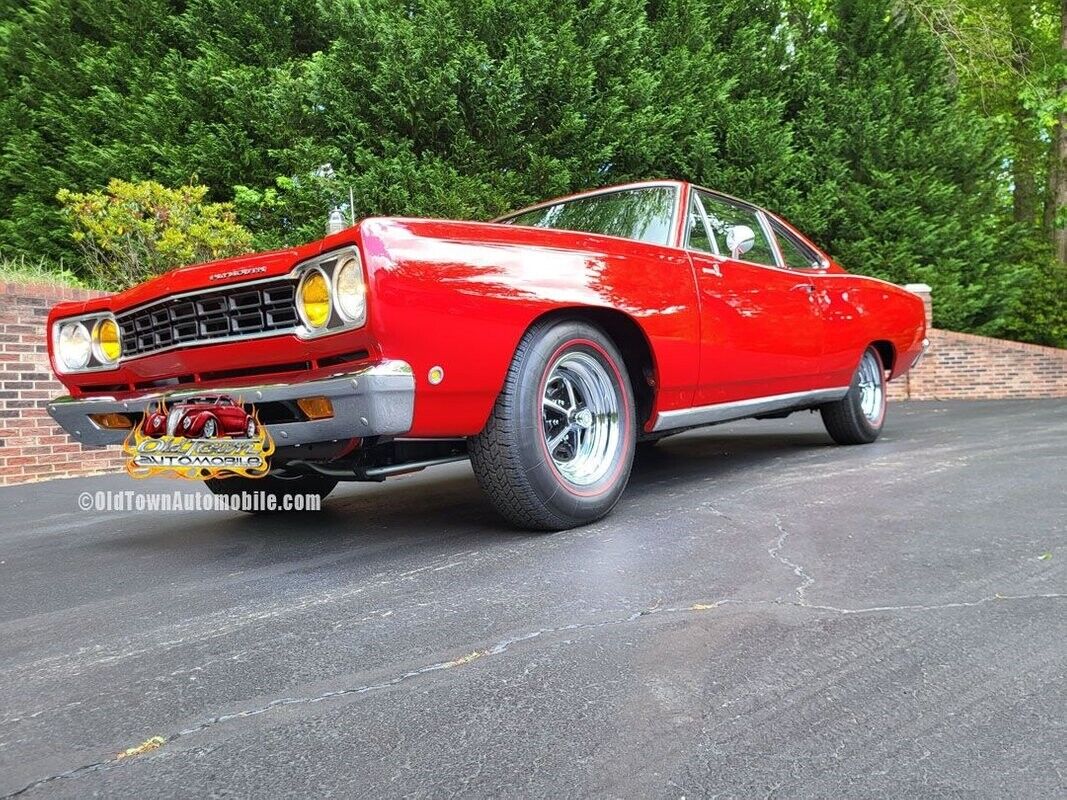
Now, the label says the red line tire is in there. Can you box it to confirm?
[469,319,636,531]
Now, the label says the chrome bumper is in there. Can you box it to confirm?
[47,360,415,447]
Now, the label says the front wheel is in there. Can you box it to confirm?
[469,319,636,531]
[820,346,887,445]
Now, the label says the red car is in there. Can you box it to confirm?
[143,396,257,440]
[46,180,927,529]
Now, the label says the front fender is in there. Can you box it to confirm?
[359,218,701,437]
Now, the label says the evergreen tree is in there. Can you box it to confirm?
[0,0,1061,343]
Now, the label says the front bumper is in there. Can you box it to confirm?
[47,360,415,447]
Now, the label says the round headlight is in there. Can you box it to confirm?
[297,269,331,330]
[57,321,92,371]
[92,317,121,363]
[332,256,366,324]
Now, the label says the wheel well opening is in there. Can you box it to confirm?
[532,308,657,428]
[871,340,896,372]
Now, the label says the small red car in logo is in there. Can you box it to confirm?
[143,396,256,439]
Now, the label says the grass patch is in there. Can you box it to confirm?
[0,255,95,289]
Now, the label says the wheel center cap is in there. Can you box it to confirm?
[573,408,594,429]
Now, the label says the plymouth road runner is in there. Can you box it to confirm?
[46,181,928,530]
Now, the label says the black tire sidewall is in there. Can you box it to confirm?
[847,347,886,439]
[512,322,636,524]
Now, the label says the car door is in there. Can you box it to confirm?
[686,190,824,406]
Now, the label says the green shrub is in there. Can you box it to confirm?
[56,179,254,290]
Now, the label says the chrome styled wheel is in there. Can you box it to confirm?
[541,351,622,487]
[202,418,217,438]
[857,348,886,425]
[469,320,636,530]
[820,345,887,445]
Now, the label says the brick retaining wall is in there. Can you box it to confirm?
[0,280,1063,486]
[0,283,124,484]
[887,328,1067,401]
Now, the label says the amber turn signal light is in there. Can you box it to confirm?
[90,413,133,429]
[296,396,334,420]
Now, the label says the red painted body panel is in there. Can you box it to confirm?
[358,216,700,435]
[47,180,926,444]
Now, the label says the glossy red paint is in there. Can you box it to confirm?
[48,180,926,444]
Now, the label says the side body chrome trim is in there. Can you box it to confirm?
[652,387,850,433]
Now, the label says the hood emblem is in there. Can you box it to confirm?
[209,266,268,281]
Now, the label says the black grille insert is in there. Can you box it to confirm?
[117,279,298,358]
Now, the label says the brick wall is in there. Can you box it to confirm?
[888,328,1067,400]
[0,280,1064,486]
[886,282,1067,400]
[0,282,124,485]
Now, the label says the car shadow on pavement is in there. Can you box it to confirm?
[629,428,831,476]
[224,429,831,535]
[96,428,836,569]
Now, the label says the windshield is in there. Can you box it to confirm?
[501,186,677,246]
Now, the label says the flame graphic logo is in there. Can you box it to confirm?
[122,396,276,480]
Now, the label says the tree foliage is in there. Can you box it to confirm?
[0,0,1063,344]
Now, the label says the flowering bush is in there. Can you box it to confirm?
[56,180,253,290]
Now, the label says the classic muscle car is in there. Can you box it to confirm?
[143,396,257,440]
[46,180,928,530]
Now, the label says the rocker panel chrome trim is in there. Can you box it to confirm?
[652,387,850,432]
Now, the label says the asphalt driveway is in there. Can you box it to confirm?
[0,401,1064,798]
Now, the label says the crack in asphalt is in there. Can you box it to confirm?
[762,517,1067,616]
[6,591,1066,798]
[768,516,816,604]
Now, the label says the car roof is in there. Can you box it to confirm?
[494,179,829,265]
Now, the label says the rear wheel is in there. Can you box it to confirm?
[469,319,636,531]
[820,346,887,445]
[204,473,338,512]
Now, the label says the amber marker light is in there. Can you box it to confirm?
[89,413,133,429]
[297,396,334,420]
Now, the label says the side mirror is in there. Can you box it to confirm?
[726,225,756,260]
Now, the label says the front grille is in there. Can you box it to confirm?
[117,279,299,358]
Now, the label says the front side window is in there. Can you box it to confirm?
[695,191,778,267]
[685,195,715,254]
[503,186,677,246]
[771,220,823,269]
